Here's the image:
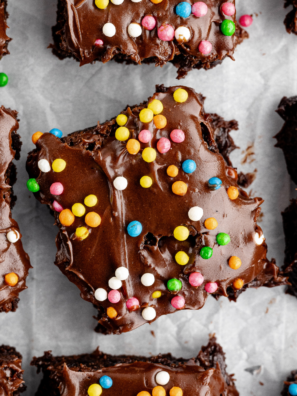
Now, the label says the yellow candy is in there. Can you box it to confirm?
[167,165,179,177]
[148,99,163,115]
[115,127,130,141]
[84,194,98,207]
[142,147,156,163]
[95,0,109,9]
[127,139,141,155]
[88,384,103,396]
[140,176,153,188]
[152,291,162,299]
[52,158,66,173]
[152,386,166,396]
[139,108,154,123]
[116,114,128,126]
[175,251,189,265]
[174,226,189,241]
[72,203,86,217]
[173,88,188,103]
[75,226,89,240]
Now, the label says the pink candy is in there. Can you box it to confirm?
[138,130,152,143]
[157,137,171,154]
[189,272,204,287]
[142,15,156,31]
[158,24,175,41]
[108,290,121,303]
[170,129,185,143]
[204,282,218,294]
[52,200,63,212]
[95,39,104,46]
[239,14,253,27]
[192,2,208,17]
[171,295,185,309]
[221,2,235,16]
[126,297,140,311]
[198,40,212,55]
[50,182,64,196]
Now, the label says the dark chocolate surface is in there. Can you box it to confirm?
[0,0,10,59]
[284,0,297,35]
[0,345,26,396]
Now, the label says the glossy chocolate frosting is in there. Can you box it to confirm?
[0,1,10,59]
[52,0,247,78]
[0,107,31,312]
[0,345,26,396]
[26,85,287,334]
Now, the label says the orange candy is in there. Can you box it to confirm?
[229,256,242,270]
[107,307,117,319]
[4,272,19,286]
[233,278,244,290]
[152,387,166,396]
[167,165,179,177]
[150,0,163,4]
[227,186,239,200]
[153,115,167,129]
[170,388,183,396]
[127,139,141,155]
[32,131,43,144]
[137,392,151,396]
[85,212,101,228]
[204,217,218,230]
[59,209,75,226]
[172,181,187,196]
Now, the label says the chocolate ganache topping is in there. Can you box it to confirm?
[26,85,287,334]
[0,107,31,313]
[51,0,247,78]
[0,345,26,396]
[0,1,10,59]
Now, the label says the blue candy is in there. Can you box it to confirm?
[176,2,191,18]
[289,384,297,396]
[127,221,142,237]
[49,128,63,138]
[182,159,196,174]
[100,376,113,389]
[208,177,222,190]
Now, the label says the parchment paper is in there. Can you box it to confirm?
[1,0,297,394]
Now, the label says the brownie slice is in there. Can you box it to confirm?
[0,107,31,312]
[0,345,26,395]
[31,336,238,396]
[26,85,286,335]
[282,370,297,395]
[0,0,11,59]
[51,0,248,79]
[284,0,297,35]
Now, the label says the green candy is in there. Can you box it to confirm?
[216,233,231,246]
[167,278,182,292]
[0,73,9,87]
[200,246,213,259]
[221,20,236,36]
[27,178,40,193]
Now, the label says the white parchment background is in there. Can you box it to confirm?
[1,0,297,394]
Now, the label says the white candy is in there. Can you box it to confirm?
[94,288,107,301]
[103,23,116,37]
[108,277,122,290]
[115,267,129,280]
[128,23,142,38]
[155,371,170,386]
[142,306,156,321]
[113,176,128,191]
[141,273,155,287]
[131,0,142,3]
[6,230,20,243]
[38,159,51,173]
[188,206,203,221]
[175,26,191,43]
[254,232,265,245]
[111,0,124,4]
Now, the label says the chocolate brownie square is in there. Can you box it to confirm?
[0,0,11,59]
[0,345,26,395]
[284,0,297,35]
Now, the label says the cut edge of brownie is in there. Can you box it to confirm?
[0,0,11,59]
[284,0,297,35]
[0,344,26,396]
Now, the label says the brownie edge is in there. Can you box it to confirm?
[284,0,297,35]
[0,345,26,396]
[0,0,11,59]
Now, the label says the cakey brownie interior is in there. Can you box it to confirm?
[51,0,247,79]
[0,0,11,59]
[284,0,297,35]
[31,336,238,396]
[0,345,26,396]
[26,85,286,335]
[282,370,297,396]
[0,107,31,313]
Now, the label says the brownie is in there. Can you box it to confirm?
[0,345,26,395]
[0,0,11,59]
[0,107,31,313]
[50,0,248,79]
[282,370,297,395]
[284,0,297,35]
[31,336,238,396]
[26,85,287,334]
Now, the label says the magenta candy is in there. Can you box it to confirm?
[108,290,121,303]
[138,130,152,143]
[221,2,235,16]
[126,297,140,311]
[192,2,208,17]
[95,39,104,46]
[53,200,63,212]
[189,272,204,287]
[198,40,212,55]
[157,137,171,154]
[142,15,156,30]
[50,182,64,195]
[239,14,253,27]
[204,282,218,293]
[171,295,185,309]
[170,129,185,143]
[158,24,175,41]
